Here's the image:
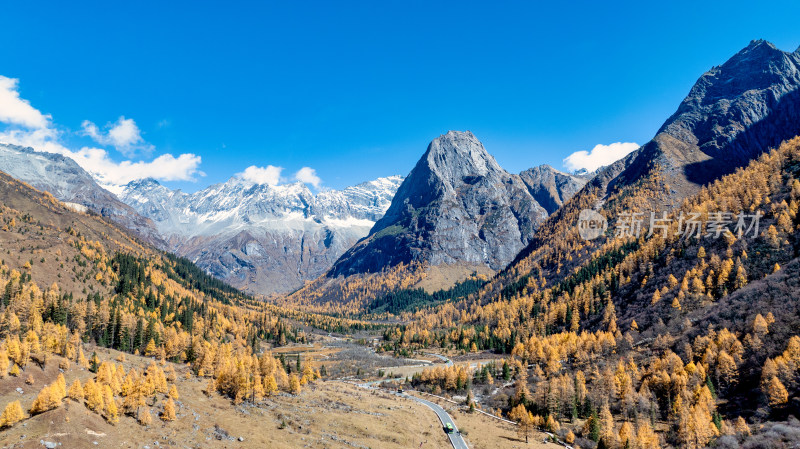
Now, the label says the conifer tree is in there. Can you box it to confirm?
[161,397,177,422]
[0,401,24,428]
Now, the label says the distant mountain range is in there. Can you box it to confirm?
[119,175,404,294]
[0,136,587,296]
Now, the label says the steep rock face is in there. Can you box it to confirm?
[608,40,800,198]
[509,40,800,283]
[329,131,549,277]
[519,165,590,214]
[120,175,403,294]
[0,143,163,246]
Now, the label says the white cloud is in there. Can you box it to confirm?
[563,142,639,173]
[239,165,283,186]
[0,127,203,188]
[295,166,321,188]
[82,116,152,157]
[0,75,203,189]
[0,76,51,129]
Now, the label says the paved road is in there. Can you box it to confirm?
[424,352,454,367]
[343,378,468,449]
[402,393,469,449]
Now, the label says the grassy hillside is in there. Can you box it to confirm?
[0,172,358,439]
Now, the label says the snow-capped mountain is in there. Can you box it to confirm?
[0,143,163,246]
[120,175,403,294]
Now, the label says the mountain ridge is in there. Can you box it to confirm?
[119,172,405,294]
[0,143,164,247]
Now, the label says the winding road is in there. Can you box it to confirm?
[348,351,468,449]
[401,392,469,449]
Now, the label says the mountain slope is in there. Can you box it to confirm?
[328,131,548,279]
[519,164,590,214]
[609,40,800,200]
[392,137,800,449]
[0,143,163,246]
[502,40,800,285]
[119,175,403,294]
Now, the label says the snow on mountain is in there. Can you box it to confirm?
[0,143,163,246]
[120,174,403,294]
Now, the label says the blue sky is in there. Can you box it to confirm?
[1,1,799,192]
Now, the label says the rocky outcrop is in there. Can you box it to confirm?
[329,131,550,277]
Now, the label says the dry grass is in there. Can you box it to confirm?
[409,393,557,449]
[415,264,494,293]
[0,346,457,449]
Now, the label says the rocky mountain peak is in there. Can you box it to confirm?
[424,130,502,181]
[126,177,162,189]
[329,131,550,278]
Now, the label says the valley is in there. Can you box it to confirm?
[1,37,800,449]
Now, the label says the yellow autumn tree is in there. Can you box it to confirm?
[0,400,24,428]
[635,419,659,449]
[104,385,119,424]
[84,379,104,412]
[509,404,534,443]
[67,379,84,401]
[0,349,9,378]
[766,376,788,407]
[168,384,179,400]
[145,339,157,357]
[734,416,750,437]
[289,373,301,395]
[29,384,60,414]
[161,397,176,421]
[138,407,153,426]
[77,348,89,369]
[264,375,278,396]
